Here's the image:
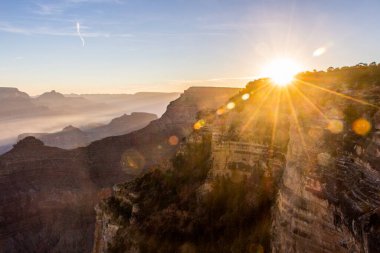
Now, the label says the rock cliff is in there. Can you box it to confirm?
[272,74,380,253]
[92,66,380,253]
[0,87,238,253]
[91,81,288,253]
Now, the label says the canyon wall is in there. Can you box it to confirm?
[0,87,238,253]
[272,90,380,253]
[91,69,380,253]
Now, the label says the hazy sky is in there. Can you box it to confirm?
[1,0,380,95]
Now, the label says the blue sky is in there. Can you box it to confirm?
[1,0,380,94]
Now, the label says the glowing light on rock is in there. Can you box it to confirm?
[168,135,179,145]
[242,93,250,100]
[327,119,344,134]
[226,102,235,110]
[352,118,371,136]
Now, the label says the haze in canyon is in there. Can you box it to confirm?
[1,1,380,253]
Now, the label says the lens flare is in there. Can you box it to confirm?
[327,119,344,134]
[226,102,235,110]
[313,47,326,57]
[352,118,371,136]
[242,93,250,100]
[168,135,179,145]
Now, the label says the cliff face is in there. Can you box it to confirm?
[84,87,240,187]
[91,82,288,253]
[0,137,96,253]
[92,66,380,253]
[272,77,380,252]
[0,87,238,253]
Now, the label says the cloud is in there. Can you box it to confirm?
[76,22,86,46]
[34,3,64,15]
[0,23,31,35]
[33,0,124,16]
[0,22,133,38]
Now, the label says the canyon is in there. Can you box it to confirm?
[0,88,179,154]
[1,66,380,253]
[0,87,238,253]
[18,112,158,149]
[92,66,380,253]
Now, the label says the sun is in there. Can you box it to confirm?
[262,58,302,87]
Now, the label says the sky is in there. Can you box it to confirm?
[1,0,380,95]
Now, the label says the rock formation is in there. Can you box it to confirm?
[91,81,288,253]
[0,87,238,253]
[0,88,48,119]
[272,78,380,252]
[91,66,380,253]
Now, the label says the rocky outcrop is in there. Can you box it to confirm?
[91,66,380,253]
[272,80,380,252]
[91,83,287,253]
[271,117,362,253]
[84,87,240,186]
[0,87,29,99]
[0,137,97,253]
[0,87,238,253]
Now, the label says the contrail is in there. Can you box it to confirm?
[76,22,85,47]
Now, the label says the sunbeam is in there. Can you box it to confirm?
[270,88,282,151]
[296,79,380,109]
[290,84,330,121]
[240,85,275,134]
[285,88,310,159]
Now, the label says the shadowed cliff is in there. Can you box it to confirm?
[0,87,239,253]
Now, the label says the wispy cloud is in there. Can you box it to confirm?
[33,0,124,16]
[0,23,31,35]
[0,22,133,38]
[34,3,64,16]
[76,22,86,46]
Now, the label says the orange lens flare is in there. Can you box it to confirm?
[352,118,371,136]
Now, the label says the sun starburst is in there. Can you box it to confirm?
[262,58,302,87]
